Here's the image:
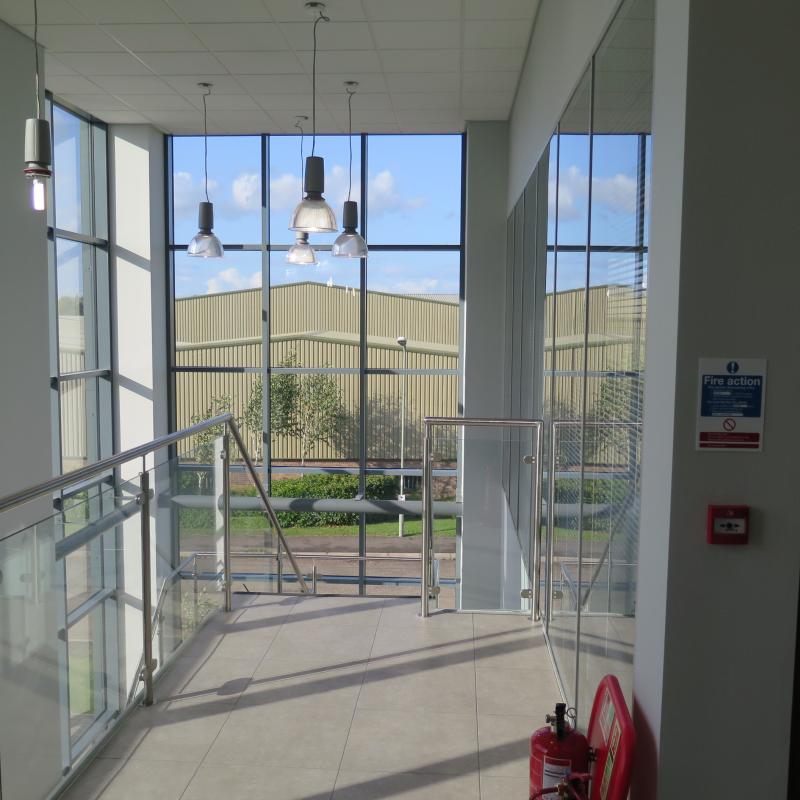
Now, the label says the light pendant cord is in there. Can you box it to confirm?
[347,88,354,202]
[311,9,329,157]
[295,119,305,199]
[33,0,41,118]
[202,85,210,202]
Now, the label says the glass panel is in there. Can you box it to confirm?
[270,371,359,468]
[270,134,360,246]
[53,105,91,235]
[57,237,95,374]
[366,134,462,245]
[366,250,460,369]
[67,604,106,743]
[174,250,262,367]
[59,376,100,474]
[589,135,639,246]
[172,135,262,245]
[269,250,360,371]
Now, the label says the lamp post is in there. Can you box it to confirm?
[397,335,408,537]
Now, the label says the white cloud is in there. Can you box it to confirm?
[368,169,425,216]
[206,267,261,294]
[232,172,260,210]
[548,164,638,220]
[173,170,219,219]
[592,172,637,215]
[269,172,303,212]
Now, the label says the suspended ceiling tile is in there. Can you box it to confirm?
[370,21,461,50]
[252,93,315,111]
[392,92,461,110]
[319,91,392,109]
[385,73,460,94]
[164,75,246,94]
[463,19,533,49]
[104,23,206,52]
[0,0,85,24]
[166,0,274,23]
[144,109,207,132]
[94,109,152,124]
[138,51,228,75]
[330,108,398,126]
[462,48,526,73]
[44,55,79,76]
[378,48,460,74]
[464,0,539,20]
[462,90,514,110]
[237,73,312,94]
[90,74,176,93]
[461,70,519,93]
[295,49,383,74]
[397,121,462,133]
[315,72,388,94]
[46,75,105,94]
[188,22,289,51]
[68,0,180,24]
[185,93,261,111]
[363,0,460,21]
[114,93,196,111]
[215,51,304,75]
[18,24,123,52]
[54,52,152,75]
[59,93,133,110]
[278,21,374,51]
[207,109,278,129]
[264,0,366,22]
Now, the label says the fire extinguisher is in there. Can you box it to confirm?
[530,703,590,799]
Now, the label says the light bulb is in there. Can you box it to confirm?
[286,232,318,265]
[31,176,47,211]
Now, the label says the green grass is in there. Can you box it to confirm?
[182,517,458,538]
[68,652,93,718]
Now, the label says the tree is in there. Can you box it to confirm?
[190,394,233,491]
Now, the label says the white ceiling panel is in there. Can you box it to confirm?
[1,0,552,132]
[462,48,526,72]
[363,0,461,21]
[96,110,152,124]
[90,74,176,93]
[279,21,374,51]
[215,51,304,75]
[104,24,206,52]
[165,0,274,23]
[68,0,180,25]
[55,52,153,75]
[19,24,122,52]
[115,93,195,110]
[464,0,538,20]
[464,19,533,49]
[188,22,289,51]
[264,0,366,22]
[371,21,460,50]
[138,51,228,75]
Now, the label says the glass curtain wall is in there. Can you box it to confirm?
[168,133,463,595]
[535,0,654,721]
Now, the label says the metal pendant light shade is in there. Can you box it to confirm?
[290,155,337,233]
[188,83,223,258]
[286,231,319,265]
[188,201,224,258]
[332,200,367,258]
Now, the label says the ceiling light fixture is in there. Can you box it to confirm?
[188,82,224,258]
[24,0,51,212]
[333,82,368,259]
[286,116,319,266]
[289,3,337,234]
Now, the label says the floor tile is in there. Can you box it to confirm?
[475,667,559,717]
[472,627,547,671]
[341,708,478,775]
[204,703,355,769]
[476,715,534,777]
[61,758,197,800]
[267,621,377,662]
[333,770,480,800]
[479,775,530,800]
[358,658,476,715]
[182,763,337,800]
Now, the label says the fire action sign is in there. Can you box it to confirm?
[696,358,767,451]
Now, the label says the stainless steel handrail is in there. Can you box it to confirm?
[420,417,545,619]
[0,413,236,516]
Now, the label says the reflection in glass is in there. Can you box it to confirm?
[68,604,106,743]
[53,105,91,235]
[57,238,94,374]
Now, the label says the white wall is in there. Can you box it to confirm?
[508,0,618,211]
[634,0,800,795]
[0,21,65,800]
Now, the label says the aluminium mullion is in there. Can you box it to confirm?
[358,132,367,596]
[52,229,107,247]
[262,133,271,487]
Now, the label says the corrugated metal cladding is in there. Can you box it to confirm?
[174,283,460,462]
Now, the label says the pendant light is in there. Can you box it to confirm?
[286,116,319,266]
[23,0,51,212]
[289,3,337,234]
[333,82,368,259]
[188,83,224,258]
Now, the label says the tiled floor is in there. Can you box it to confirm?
[63,594,561,800]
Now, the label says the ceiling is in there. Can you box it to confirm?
[0,0,539,134]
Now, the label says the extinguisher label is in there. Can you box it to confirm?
[599,721,621,800]
[542,757,572,789]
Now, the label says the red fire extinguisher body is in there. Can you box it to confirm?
[530,704,590,799]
